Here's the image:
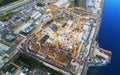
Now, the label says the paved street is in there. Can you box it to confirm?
[0,0,33,13]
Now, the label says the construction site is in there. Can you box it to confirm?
[26,4,96,74]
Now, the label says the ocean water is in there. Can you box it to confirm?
[87,0,120,75]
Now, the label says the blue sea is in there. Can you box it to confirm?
[87,0,120,75]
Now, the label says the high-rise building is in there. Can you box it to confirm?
[75,0,86,7]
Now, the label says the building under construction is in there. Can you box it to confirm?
[75,0,86,7]
[26,6,97,74]
[25,0,111,74]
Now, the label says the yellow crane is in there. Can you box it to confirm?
[68,7,75,17]
[52,16,56,21]
[79,18,83,33]
[73,44,77,58]
[59,15,64,29]
[52,16,59,49]
[68,8,71,18]
[73,18,83,57]
[54,29,59,49]
[36,25,41,40]
[71,31,78,58]
[33,24,42,50]
[74,33,79,58]
[72,18,82,58]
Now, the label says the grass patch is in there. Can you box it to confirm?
[14,53,63,75]
[37,3,44,7]
[0,12,17,20]
[74,0,86,7]
[69,1,75,7]
[14,53,42,70]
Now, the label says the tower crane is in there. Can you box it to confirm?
[54,29,59,49]
[73,18,83,57]
[52,15,59,49]
[68,8,71,18]
[59,15,64,29]
[32,24,42,50]
[73,43,77,58]
[36,25,41,40]
[73,18,83,58]
[68,7,74,18]
[74,32,80,58]
[52,16,56,21]
[79,18,83,33]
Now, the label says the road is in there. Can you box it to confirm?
[0,50,20,72]
[0,0,33,13]
[0,0,35,15]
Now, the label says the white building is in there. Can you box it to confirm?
[31,11,42,20]
[0,21,4,29]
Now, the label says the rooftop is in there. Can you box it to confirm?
[0,43,10,51]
